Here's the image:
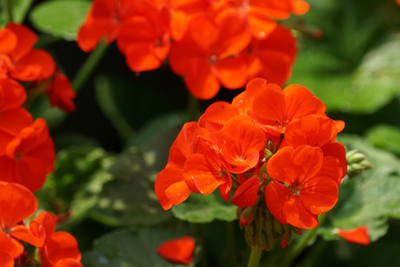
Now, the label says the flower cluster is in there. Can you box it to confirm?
[0,23,82,266]
[0,182,82,267]
[0,23,76,112]
[77,0,305,99]
[155,78,347,249]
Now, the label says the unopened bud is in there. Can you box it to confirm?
[351,163,364,171]
[349,153,366,163]
[273,217,283,235]
[346,150,373,179]
[236,207,244,220]
[346,149,358,159]
[255,231,268,249]
[360,160,373,170]
[265,149,273,160]
[245,221,255,237]
[264,210,274,236]
[256,213,265,233]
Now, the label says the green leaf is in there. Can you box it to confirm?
[77,148,172,227]
[30,0,90,40]
[172,191,237,223]
[289,38,400,114]
[318,135,400,242]
[288,0,400,114]
[365,124,400,156]
[124,112,188,150]
[82,228,201,267]
[36,146,115,215]
[0,0,33,26]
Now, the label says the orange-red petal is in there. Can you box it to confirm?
[231,176,262,208]
[337,226,370,245]
[157,236,195,264]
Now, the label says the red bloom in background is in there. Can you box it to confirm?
[32,212,82,267]
[265,145,339,229]
[169,0,217,40]
[0,78,32,154]
[117,4,171,72]
[169,11,251,99]
[0,118,55,192]
[242,25,297,86]
[0,182,43,257]
[77,0,137,52]
[157,236,195,264]
[45,73,76,113]
[336,226,370,245]
[1,23,55,81]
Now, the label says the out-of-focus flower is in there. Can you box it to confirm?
[0,182,43,257]
[157,236,196,264]
[169,11,251,99]
[45,72,77,113]
[0,118,55,192]
[335,226,370,245]
[0,78,32,154]
[117,4,171,72]
[0,23,55,81]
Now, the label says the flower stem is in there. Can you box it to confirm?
[5,0,13,22]
[278,212,328,267]
[71,40,109,92]
[188,92,199,121]
[247,246,263,267]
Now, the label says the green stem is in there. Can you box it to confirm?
[71,40,109,92]
[4,0,13,22]
[279,212,328,267]
[247,246,263,267]
[188,92,199,121]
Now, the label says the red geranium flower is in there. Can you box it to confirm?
[241,25,297,86]
[184,144,232,201]
[0,23,55,81]
[77,0,137,52]
[0,78,32,154]
[0,118,55,192]
[0,182,44,257]
[45,72,77,113]
[32,212,82,267]
[265,145,339,229]
[157,236,196,264]
[280,115,347,180]
[169,11,251,99]
[117,4,171,72]
[209,116,266,173]
[0,250,13,267]
[155,122,209,209]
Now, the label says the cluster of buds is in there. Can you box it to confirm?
[155,78,347,249]
[238,193,302,250]
[345,150,373,179]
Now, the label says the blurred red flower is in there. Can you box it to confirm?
[157,236,196,264]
